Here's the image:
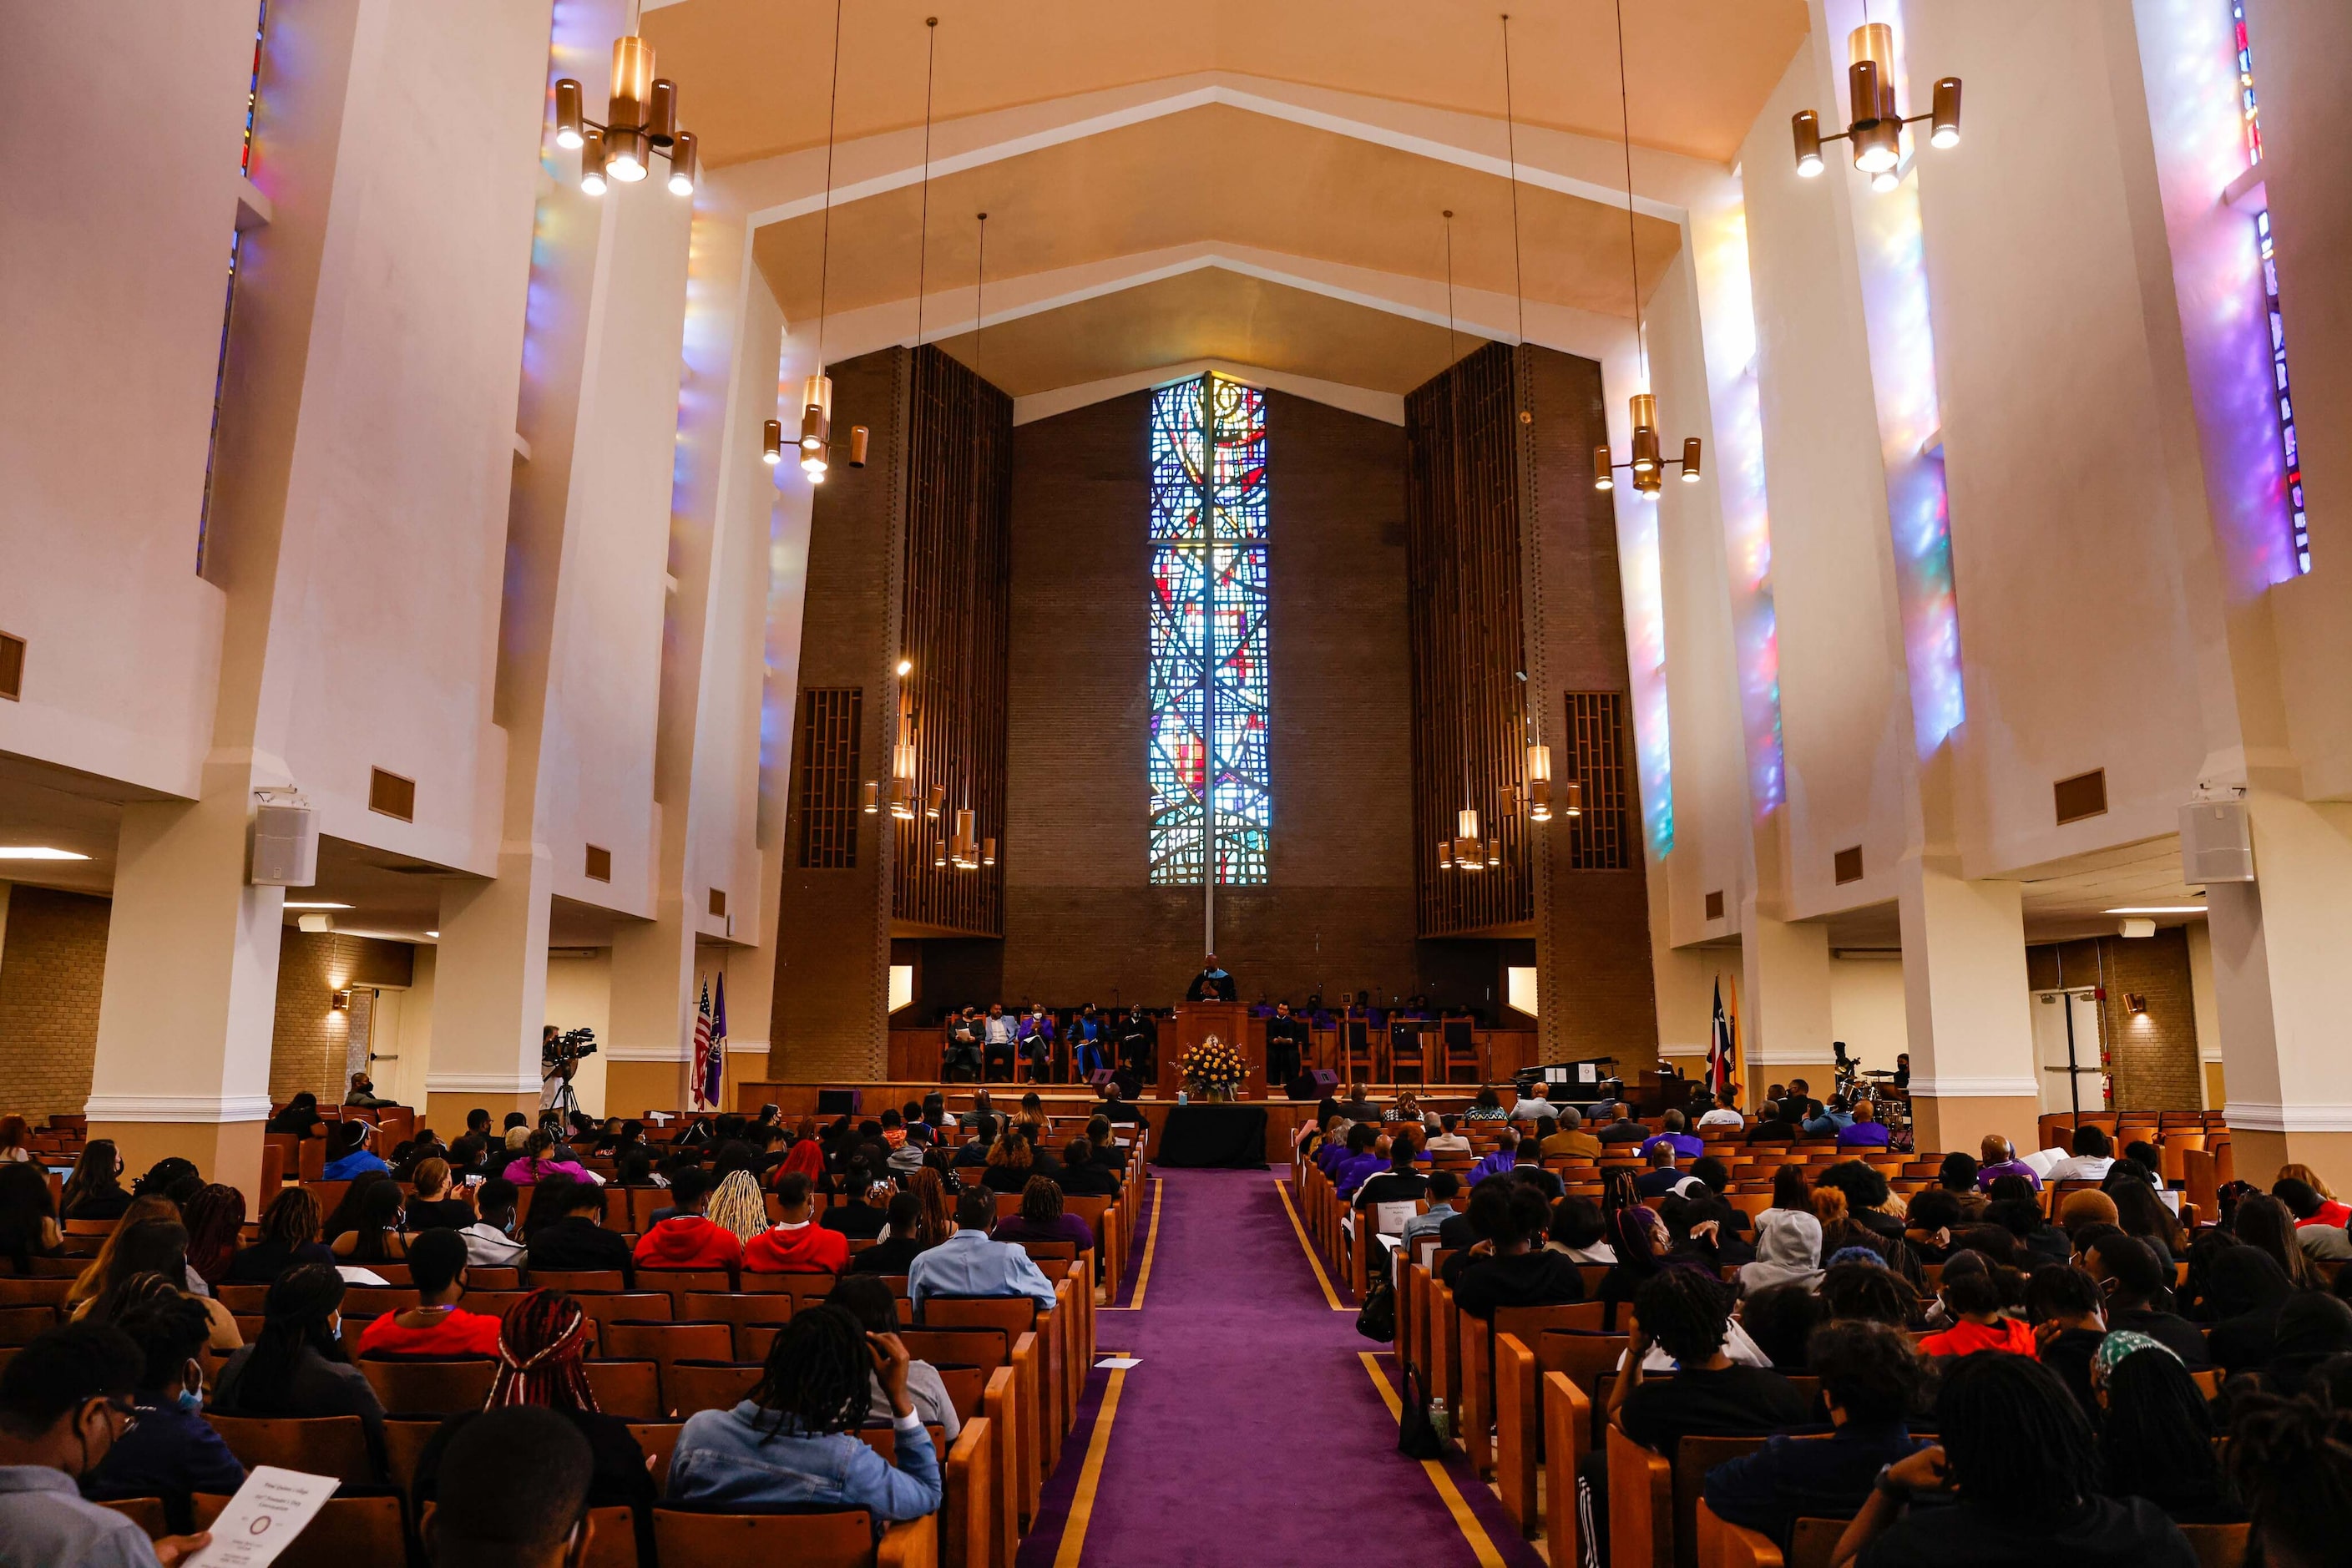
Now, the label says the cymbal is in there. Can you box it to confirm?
[1859,1069,1898,1077]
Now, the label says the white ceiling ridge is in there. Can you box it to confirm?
[1011,360,1407,427]
[716,69,1721,231]
[795,243,1636,372]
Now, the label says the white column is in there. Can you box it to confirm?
[1898,853,2037,1155]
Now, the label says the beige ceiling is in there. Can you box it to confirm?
[750,104,1682,328]
[923,268,1487,397]
[642,0,1810,169]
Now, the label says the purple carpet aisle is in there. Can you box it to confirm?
[1018,1168,1547,1567]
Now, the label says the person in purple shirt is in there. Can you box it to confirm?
[1975,1134,2042,1191]
[1334,1135,1391,1201]
[1640,1109,1706,1161]
[1323,1122,1376,1183]
[1835,1101,1893,1149]
[1466,1127,1525,1186]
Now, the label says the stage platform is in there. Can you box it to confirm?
[730,1081,1510,1165]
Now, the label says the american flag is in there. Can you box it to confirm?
[690,979,714,1110]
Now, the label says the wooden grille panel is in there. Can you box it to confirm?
[1563,691,1630,871]
[794,686,863,870]
[891,346,1011,934]
[1405,342,1535,936]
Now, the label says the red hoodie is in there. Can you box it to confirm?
[742,1221,848,1275]
[631,1215,744,1272]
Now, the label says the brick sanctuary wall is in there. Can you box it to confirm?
[998,388,1421,1010]
[0,885,110,1120]
[2026,928,2202,1110]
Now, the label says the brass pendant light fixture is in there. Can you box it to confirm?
[1437,208,1485,877]
[1792,5,1960,193]
[556,36,697,197]
[1591,0,1700,496]
[796,0,867,486]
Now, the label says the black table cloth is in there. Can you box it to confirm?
[1154,1103,1269,1168]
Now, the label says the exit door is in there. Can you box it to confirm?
[2031,988,2107,1118]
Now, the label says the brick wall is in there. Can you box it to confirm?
[269,930,415,1105]
[999,388,1423,1009]
[0,885,111,1119]
[2026,929,2201,1110]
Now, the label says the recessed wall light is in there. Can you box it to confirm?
[0,847,89,861]
[283,901,352,910]
[2101,905,2206,915]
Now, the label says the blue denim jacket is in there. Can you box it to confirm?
[666,1403,941,1529]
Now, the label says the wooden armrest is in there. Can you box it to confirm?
[878,1510,939,1568]
[1544,1371,1591,1564]
[1695,1500,1784,1568]
[1606,1422,1672,1568]
[943,1416,993,1568]
[1494,1333,1539,1535]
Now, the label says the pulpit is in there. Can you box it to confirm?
[1161,1002,1265,1100]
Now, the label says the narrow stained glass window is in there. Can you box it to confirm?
[2232,0,2308,574]
[1147,374,1269,885]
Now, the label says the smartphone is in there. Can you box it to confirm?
[465,1174,484,1187]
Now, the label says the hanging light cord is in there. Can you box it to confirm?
[813,0,846,364]
[1500,13,1526,347]
[1613,0,1644,387]
[914,18,938,344]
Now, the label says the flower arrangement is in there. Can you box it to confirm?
[1180,1036,1246,1100]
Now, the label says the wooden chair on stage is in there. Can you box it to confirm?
[1388,1023,1432,1085]
[1440,1015,1481,1084]
[1343,1016,1378,1084]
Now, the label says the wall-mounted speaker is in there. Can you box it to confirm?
[2179,797,2254,884]
[251,797,319,888]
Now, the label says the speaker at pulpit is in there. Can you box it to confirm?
[1163,1002,1264,1100]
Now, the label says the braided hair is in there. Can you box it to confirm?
[1934,1352,2097,1525]
[1818,1259,1920,1328]
[236,1264,349,1414]
[2098,1343,2230,1518]
[746,1302,871,1441]
[487,1290,599,1413]
[1019,1176,1065,1227]
[2228,1391,2352,1568]
[1632,1267,1734,1367]
[910,1167,954,1249]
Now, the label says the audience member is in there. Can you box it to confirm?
[2092,1333,2238,1525]
[745,1171,850,1275]
[2046,1125,2117,1184]
[1634,1144,1684,1199]
[2111,1180,2189,1260]
[1745,1099,1802,1144]
[827,1277,961,1439]
[417,1405,602,1568]
[1740,1283,1828,1370]
[73,1221,239,1351]
[1739,1209,1824,1297]
[2084,1233,2209,1368]
[0,1165,61,1276]
[1055,1139,1120,1198]
[2226,1388,2352,1568]
[908,1189,1056,1314]
[1641,1109,1704,1160]
[1596,1104,1650,1145]
[524,1181,634,1286]
[631,1169,742,1273]
[1545,1196,1616,1263]
[1974,1135,2041,1192]
[1818,1258,1920,1329]
[404,1159,476,1232]
[1830,1350,2197,1567]
[1918,1252,2034,1358]
[60,1141,131,1222]
[81,1293,245,1536]
[1352,1137,1432,1215]
[851,1194,929,1275]
[1439,1184,1583,1321]
[994,1176,1095,1252]
[706,1168,768,1247]
[822,1166,892,1239]
[2026,1262,2109,1417]
[0,1323,215,1565]
[667,1302,942,1526]
[2259,1294,2352,1399]
[1399,1171,1461,1259]
[267,1094,326,1138]
[1540,1108,1603,1160]
[1836,1101,1892,1149]
[1609,1269,1809,1456]
[1704,1321,1928,1548]
[321,1120,391,1181]
[354,1229,503,1357]
[1425,1115,1473,1156]
[459,1178,528,1268]
[329,1179,412,1262]
[223,1188,333,1286]
[210,1264,387,1479]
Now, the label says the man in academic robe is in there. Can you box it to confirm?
[1118,1006,1157,1085]
[1265,1002,1309,1095]
[1186,954,1237,1002]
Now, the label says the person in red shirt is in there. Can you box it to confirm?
[632,1170,741,1274]
[743,1171,848,1276]
[1920,1252,2037,1358]
[354,1228,505,1358]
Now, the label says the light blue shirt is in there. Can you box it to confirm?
[1397,1201,1457,1257]
[907,1228,1057,1314]
[0,1466,164,1567]
[667,1403,940,1530]
[1801,1110,1854,1138]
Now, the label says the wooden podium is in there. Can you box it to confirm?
[1160,1002,1265,1100]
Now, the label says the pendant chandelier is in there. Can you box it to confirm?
[768,0,868,482]
[555,36,697,196]
[1792,10,1960,193]
[1591,0,1700,496]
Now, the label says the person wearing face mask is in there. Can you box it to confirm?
[83,1294,245,1536]
[209,1264,387,1481]
[0,1323,217,1565]
[458,1178,527,1268]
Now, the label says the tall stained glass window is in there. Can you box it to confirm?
[2233,0,2309,574]
[1148,374,1269,885]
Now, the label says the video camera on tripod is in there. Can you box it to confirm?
[554,1026,599,1064]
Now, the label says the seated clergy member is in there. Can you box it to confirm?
[667,1304,942,1525]
[0,1323,216,1565]
[1828,1351,2198,1568]
[1610,1269,1810,1457]
[355,1228,505,1357]
[1702,1321,1930,1550]
[524,1181,635,1287]
[908,1188,1058,1315]
[744,1171,850,1275]
[631,1168,742,1273]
